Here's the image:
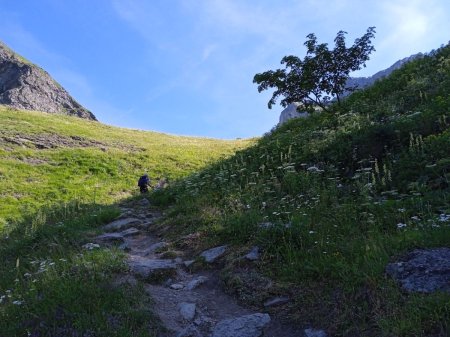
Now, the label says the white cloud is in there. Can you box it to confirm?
[376,0,447,58]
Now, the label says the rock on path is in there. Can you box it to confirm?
[97,203,301,336]
[211,313,271,337]
[102,217,142,232]
[128,255,178,279]
[178,302,196,321]
[304,328,328,337]
[200,245,228,263]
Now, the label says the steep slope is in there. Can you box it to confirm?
[0,41,96,120]
[155,44,450,336]
[0,107,251,228]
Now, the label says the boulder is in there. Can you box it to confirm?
[186,276,208,290]
[102,218,142,232]
[127,255,177,279]
[200,245,228,263]
[170,283,184,290]
[178,302,196,321]
[211,313,270,337]
[386,247,450,293]
[245,247,260,261]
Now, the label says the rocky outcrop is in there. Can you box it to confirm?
[0,41,96,120]
[278,103,309,126]
[386,247,450,293]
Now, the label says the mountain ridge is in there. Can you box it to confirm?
[0,41,97,120]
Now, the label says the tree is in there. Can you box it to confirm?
[253,27,376,113]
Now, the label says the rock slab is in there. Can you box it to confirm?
[95,232,125,245]
[127,255,177,279]
[186,276,208,290]
[178,302,196,321]
[386,247,450,293]
[102,218,141,232]
[245,246,260,261]
[211,313,270,337]
[304,328,328,337]
[200,245,228,263]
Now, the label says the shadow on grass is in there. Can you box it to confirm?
[0,196,164,337]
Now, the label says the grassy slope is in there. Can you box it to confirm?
[0,107,251,228]
[154,45,450,336]
[0,108,250,336]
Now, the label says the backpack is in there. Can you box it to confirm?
[138,176,148,187]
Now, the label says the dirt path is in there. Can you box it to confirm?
[95,200,309,337]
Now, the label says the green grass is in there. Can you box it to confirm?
[0,201,166,336]
[153,44,450,336]
[0,106,251,229]
[0,106,250,336]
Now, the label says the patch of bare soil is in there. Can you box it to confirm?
[1,132,140,151]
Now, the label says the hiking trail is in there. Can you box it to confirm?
[91,198,314,337]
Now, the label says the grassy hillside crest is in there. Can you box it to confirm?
[153,44,450,336]
[0,107,250,228]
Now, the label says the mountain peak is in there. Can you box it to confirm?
[0,41,97,121]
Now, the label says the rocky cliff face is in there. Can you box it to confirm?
[0,41,96,120]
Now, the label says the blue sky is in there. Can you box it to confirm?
[1,0,449,139]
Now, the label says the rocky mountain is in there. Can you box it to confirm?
[0,41,96,120]
[278,53,423,126]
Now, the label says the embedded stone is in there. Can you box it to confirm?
[304,328,328,337]
[127,255,177,279]
[245,246,260,261]
[102,218,142,232]
[144,242,168,255]
[178,302,196,321]
[183,260,195,268]
[95,232,125,244]
[170,283,184,290]
[200,245,228,263]
[263,296,290,307]
[386,248,450,293]
[211,313,270,337]
[186,276,208,290]
[120,227,140,237]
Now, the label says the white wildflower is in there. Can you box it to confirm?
[439,214,450,222]
[397,223,407,229]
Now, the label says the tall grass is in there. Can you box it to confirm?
[0,201,163,337]
[152,44,450,336]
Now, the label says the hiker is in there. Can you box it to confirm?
[138,173,150,193]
